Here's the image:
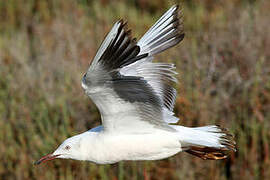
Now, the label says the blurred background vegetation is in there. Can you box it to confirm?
[0,0,269,179]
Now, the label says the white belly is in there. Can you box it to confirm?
[88,130,182,164]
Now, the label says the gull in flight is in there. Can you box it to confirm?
[35,5,235,165]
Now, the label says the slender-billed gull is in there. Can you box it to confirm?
[35,5,235,165]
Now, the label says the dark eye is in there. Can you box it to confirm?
[65,145,71,150]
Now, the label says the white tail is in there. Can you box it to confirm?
[171,125,236,160]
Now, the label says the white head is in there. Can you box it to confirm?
[35,134,86,165]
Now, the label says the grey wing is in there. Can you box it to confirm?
[120,5,184,123]
[138,5,184,56]
[82,5,184,132]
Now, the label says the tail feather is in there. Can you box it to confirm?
[171,125,236,160]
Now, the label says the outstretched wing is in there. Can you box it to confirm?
[120,5,184,123]
[82,5,184,132]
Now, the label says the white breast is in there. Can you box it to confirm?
[81,129,182,164]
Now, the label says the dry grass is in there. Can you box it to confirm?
[0,0,269,179]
